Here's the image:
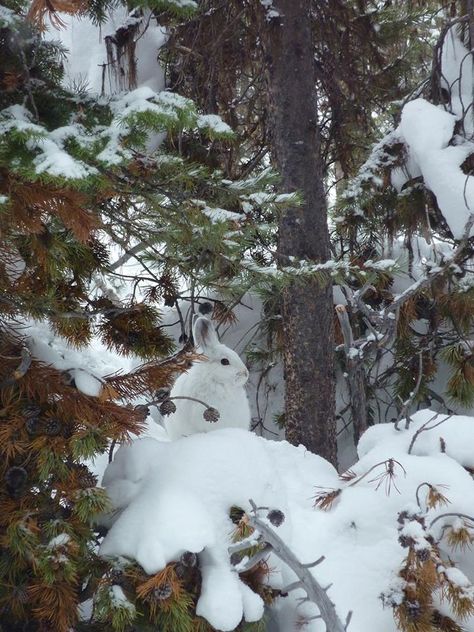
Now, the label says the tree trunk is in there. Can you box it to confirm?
[260,1,337,465]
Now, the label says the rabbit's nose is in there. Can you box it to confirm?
[238,368,249,381]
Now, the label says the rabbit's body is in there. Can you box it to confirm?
[165,317,251,440]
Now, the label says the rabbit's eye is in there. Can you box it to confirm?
[221,358,230,366]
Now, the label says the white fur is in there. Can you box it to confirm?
[165,317,251,439]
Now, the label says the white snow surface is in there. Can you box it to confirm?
[440,27,473,133]
[99,430,329,630]
[399,98,474,239]
[46,8,166,96]
[99,411,474,631]
[16,319,138,397]
[358,408,474,469]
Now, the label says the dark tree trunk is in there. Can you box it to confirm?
[259,1,337,465]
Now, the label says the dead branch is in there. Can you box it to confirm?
[247,500,349,632]
[408,412,454,455]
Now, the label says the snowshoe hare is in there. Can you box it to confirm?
[164,316,251,439]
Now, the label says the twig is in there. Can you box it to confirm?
[347,459,406,489]
[0,347,32,388]
[386,214,474,318]
[408,413,453,455]
[429,512,474,530]
[108,439,117,464]
[335,304,368,440]
[145,395,213,410]
[247,500,349,632]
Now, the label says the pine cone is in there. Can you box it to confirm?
[152,583,173,600]
[416,548,430,562]
[180,551,197,567]
[71,463,98,487]
[154,388,170,402]
[267,509,285,527]
[198,301,213,315]
[398,534,414,548]
[134,404,150,421]
[22,403,41,418]
[127,332,140,344]
[159,399,176,416]
[203,407,220,423]
[5,466,28,499]
[25,416,41,436]
[109,569,124,585]
[44,418,62,436]
[405,600,421,621]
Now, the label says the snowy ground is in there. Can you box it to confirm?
[97,411,474,632]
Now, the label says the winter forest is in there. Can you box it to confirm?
[1,0,474,630]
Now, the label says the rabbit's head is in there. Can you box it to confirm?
[192,316,249,386]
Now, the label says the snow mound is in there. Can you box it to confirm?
[99,429,337,630]
[98,414,474,631]
[358,409,474,469]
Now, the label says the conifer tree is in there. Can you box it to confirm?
[162,0,451,455]
[0,0,292,629]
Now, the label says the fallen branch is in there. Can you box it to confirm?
[247,500,350,632]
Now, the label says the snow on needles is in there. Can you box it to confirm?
[99,412,474,632]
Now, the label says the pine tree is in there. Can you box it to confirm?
[0,0,293,629]
[161,0,451,455]
[334,2,474,441]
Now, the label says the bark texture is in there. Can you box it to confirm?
[260,1,337,464]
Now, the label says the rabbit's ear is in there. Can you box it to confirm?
[193,316,219,351]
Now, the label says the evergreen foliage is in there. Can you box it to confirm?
[0,0,288,629]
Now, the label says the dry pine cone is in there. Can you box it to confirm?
[203,407,220,423]
[159,399,177,416]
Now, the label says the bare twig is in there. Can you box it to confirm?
[408,413,453,455]
[247,500,349,632]
[429,512,474,530]
[0,347,32,388]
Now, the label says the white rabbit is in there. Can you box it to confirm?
[164,316,251,439]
